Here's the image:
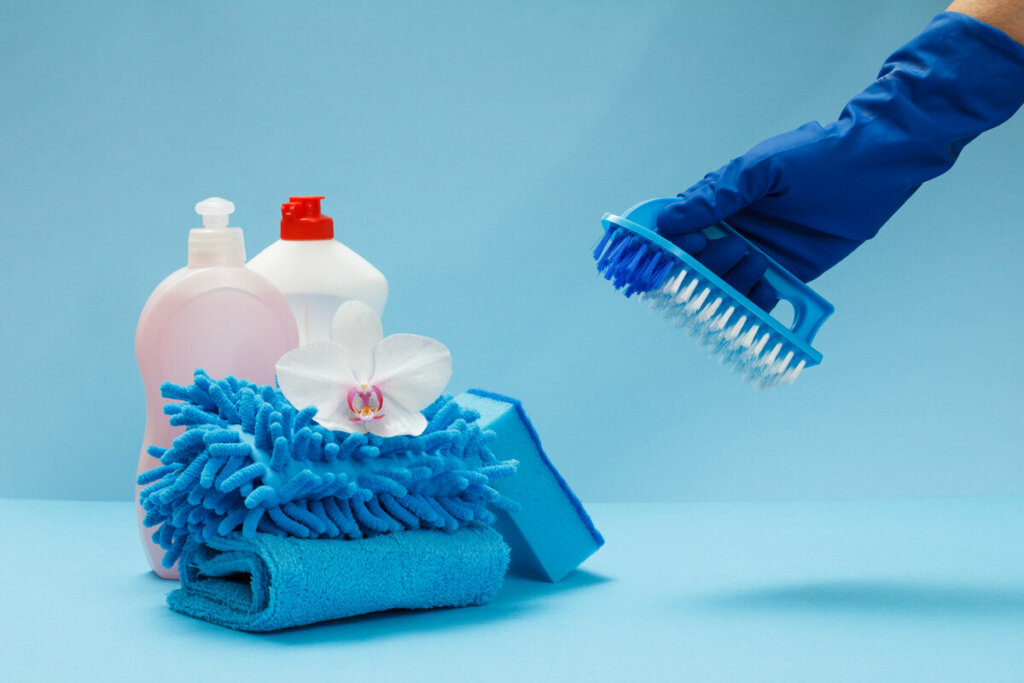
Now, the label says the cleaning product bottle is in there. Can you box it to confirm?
[135,197,299,579]
[247,196,388,345]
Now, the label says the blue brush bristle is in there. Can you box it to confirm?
[139,369,519,568]
[595,225,810,387]
[594,227,675,297]
[593,210,834,389]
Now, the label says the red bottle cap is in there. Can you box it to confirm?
[280,196,334,240]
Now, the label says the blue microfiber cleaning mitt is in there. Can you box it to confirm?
[138,370,518,569]
[168,525,509,631]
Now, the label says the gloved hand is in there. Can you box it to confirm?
[657,11,1024,311]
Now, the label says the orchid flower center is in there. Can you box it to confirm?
[347,383,385,423]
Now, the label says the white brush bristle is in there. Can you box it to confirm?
[641,268,810,388]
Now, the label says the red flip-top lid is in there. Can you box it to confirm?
[281,196,334,240]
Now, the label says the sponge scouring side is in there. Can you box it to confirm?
[453,390,604,582]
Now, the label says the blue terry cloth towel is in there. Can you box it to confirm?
[168,525,509,632]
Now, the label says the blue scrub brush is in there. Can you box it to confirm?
[138,369,519,569]
[594,198,834,388]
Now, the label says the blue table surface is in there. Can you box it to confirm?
[2,496,1024,682]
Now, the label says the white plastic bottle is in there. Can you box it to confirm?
[247,196,388,345]
[135,198,299,579]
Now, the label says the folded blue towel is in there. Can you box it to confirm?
[168,526,509,631]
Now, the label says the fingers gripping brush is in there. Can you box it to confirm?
[138,370,519,569]
[594,198,834,388]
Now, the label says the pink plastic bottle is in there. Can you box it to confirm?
[135,198,299,579]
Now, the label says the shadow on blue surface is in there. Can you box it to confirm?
[141,568,611,640]
[499,568,611,603]
[265,568,611,643]
[692,580,1024,619]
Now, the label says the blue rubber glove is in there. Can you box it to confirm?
[657,11,1024,311]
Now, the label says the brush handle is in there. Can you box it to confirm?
[619,197,834,345]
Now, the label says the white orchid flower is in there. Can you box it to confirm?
[275,301,452,437]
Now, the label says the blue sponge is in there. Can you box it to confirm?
[452,390,604,582]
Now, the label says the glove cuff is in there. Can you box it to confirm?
[853,11,1024,147]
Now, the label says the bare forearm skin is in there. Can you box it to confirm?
[948,0,1024,43]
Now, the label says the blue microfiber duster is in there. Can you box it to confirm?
[138,369,518,569]
[168,525,509,632]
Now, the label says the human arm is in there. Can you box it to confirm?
[948,0,1024,43]
[656,3,1024,310]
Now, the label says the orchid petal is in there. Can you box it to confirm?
[372,334,452,412]
[330,300,383,384]
[365,398,429,437]
[275,341,355,428]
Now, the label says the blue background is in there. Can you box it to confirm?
[2,0,1022,503]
